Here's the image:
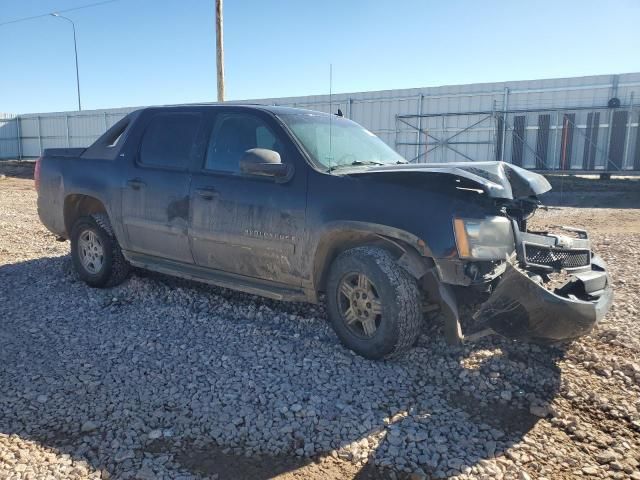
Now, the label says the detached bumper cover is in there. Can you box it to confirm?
[473,255,613,341]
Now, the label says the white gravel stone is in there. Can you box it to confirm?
[81,421,98,433]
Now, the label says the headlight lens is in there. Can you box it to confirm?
[453,216,515,260]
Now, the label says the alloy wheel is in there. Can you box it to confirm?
[337,272,383,338]
[78,229,104,274]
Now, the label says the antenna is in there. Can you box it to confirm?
[329,63,333,172]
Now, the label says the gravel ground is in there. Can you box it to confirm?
[1,166,640,480]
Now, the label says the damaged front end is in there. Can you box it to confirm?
[473,226,613,342]
[429,198,613,345]
[393,161,614,344]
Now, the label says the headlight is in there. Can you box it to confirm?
[453,216,514,260]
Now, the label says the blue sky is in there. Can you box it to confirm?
[1,0,639,114]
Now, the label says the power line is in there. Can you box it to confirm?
[0,0,118,27]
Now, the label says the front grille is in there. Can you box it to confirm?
[524,244,590,269]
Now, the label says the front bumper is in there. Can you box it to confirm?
[473,254,613,342]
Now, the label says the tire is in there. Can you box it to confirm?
[70,213,130,288]
[325,246,423,360]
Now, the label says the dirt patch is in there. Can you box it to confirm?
[541,174,640,209]
[176,447,396,480]
[145,439,401,480]
[530,207,640,235]
[0,159,35,180]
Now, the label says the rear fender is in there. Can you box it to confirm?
[62,191,124,245]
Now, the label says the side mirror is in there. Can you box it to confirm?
[239,148,289,178]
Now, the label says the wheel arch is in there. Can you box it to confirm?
[311,222,434,296]
[63,193,109,237]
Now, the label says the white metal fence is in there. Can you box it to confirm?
[2,73,639,172]
[0,113,20,159]
[0,108,138,158]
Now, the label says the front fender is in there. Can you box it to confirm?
[315,221,433,256]
[308,221,434,296]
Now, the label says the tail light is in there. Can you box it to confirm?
[34,156,42,191]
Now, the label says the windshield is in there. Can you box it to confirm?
[279,113,406,170]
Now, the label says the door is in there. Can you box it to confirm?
[189,109,307,286]
[122,111,202,263]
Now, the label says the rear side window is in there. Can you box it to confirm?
[139,113,201,169]
[107,127,126,147]
[103,117,130,148]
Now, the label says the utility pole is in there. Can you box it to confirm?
[215,0,225,102]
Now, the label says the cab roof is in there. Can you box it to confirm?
[140,104,331,117]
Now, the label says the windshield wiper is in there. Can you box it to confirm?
[331,160,385,170]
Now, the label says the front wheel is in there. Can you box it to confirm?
[325,246,423,359]
[70,213,130,288]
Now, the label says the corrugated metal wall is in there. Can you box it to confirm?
[0,113,20,159]
[12,108,139,158]
[3,73,640,171]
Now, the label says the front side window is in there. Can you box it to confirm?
[204,112,283,173]
[139,113,201,169]
[279,113,406,170]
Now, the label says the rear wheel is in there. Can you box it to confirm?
[70,213,130,288]
[325,246,423,359]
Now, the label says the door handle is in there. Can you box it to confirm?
[195,187,219,200]
[126,178,146,190]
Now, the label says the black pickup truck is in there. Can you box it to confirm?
[36,105,613,359]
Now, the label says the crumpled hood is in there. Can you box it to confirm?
[346,161,551,200]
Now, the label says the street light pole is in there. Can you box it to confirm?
[51,13,82,111]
